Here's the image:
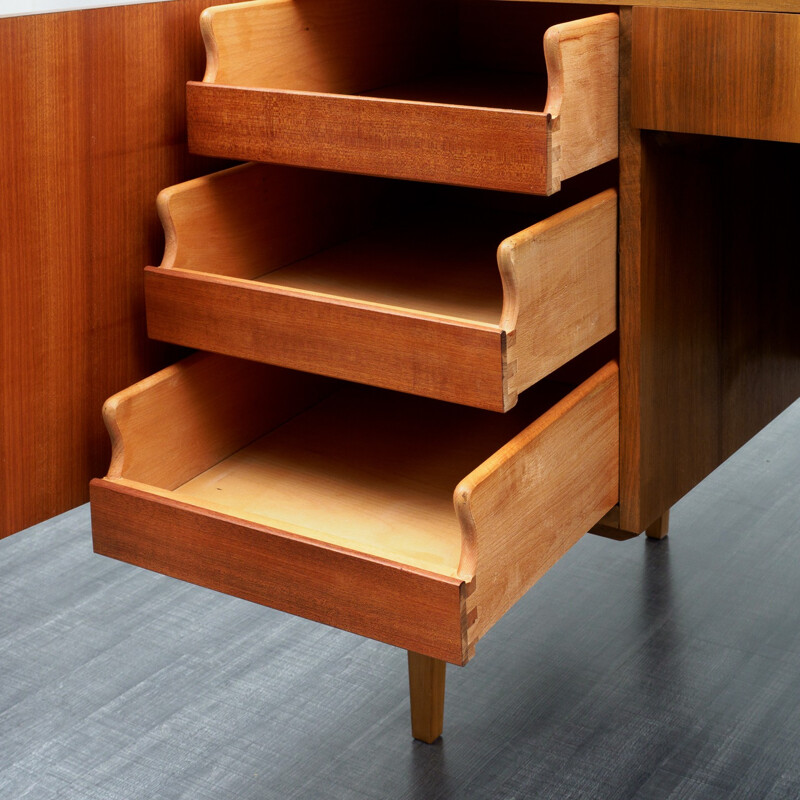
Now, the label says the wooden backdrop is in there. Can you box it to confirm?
[0,0,234,538]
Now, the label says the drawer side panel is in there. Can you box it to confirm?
[457,362,619,646]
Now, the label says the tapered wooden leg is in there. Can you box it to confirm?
[646,510,670,540]
[407,651,446,743]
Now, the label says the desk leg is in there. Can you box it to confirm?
[646,510,670,540]
[408,651,446,743]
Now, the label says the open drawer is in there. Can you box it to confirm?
[90,353,619,665]
[186,0,619,195]
[145,163,617,412]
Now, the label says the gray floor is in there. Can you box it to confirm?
[2,402,799,800]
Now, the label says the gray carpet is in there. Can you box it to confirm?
[1,400,799,799]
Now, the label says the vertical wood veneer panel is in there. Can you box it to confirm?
[0,1,236,538]
[632,8,800,144]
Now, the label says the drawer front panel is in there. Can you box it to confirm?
[91,479,469,664]
[186,83,551,194]
[632,8,800,143]
[145,266,508,411]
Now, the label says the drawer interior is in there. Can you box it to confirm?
[203,0,601,108]
[175,384,571,576]
[158,164,579,324]
[252,210,508,324]
[109,354,570,577]
[191,0,618,194]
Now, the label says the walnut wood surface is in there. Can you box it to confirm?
[619,3,800,533]
[634,135,799,529]
[188,2,618,194]
[632,8,800,144]
[90,479,469,665]
[0,0,237,538]
[617,7,645,532]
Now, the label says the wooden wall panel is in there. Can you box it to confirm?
[0,1,234,538]
[631,8,800,144]
[620,132,800,532]
[507,1,799,10]
[619,5,800,532]
[717,141,800,459]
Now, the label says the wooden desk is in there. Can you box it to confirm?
[2,0,798,741]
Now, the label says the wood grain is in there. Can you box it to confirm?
[255,227,502,325]
[91,352,623,664]
[619,128,800,531]
[99,352,565,578]
[187,82,552,194]
[149,164,616,409]
[625,133,723,531]
[632,8,800,144]
[501,189,617,403]
[407,652,446,744]
[544,13,619,191]
[168,387,468,578]
[621,3,736,532]
[0,0,235,538]
[102,353,332,490]
[200,0,452,91]
[456,361,619,646]
[90,479,470,665]
[145,268,508,411]
[617,6,645,532]
[158,163,388,279]
[188,3,618,194]
[501,0,799,10]
[717,142,800,460]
